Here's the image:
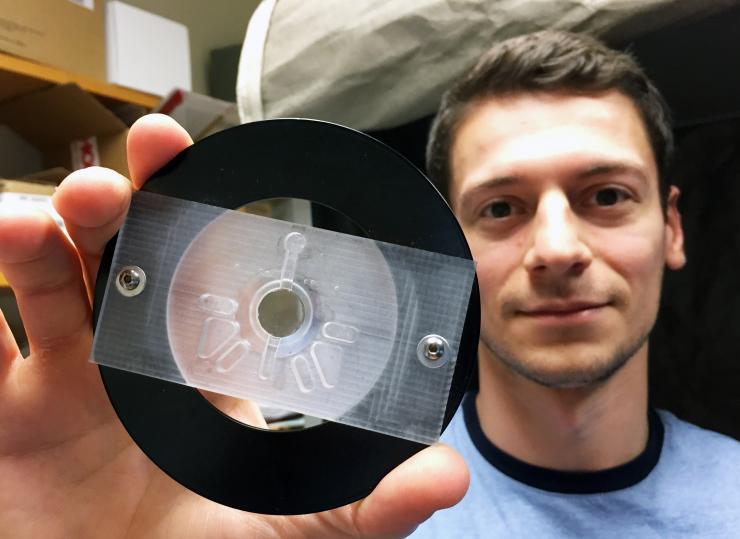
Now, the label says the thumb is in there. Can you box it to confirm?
[353,443,469,538]
[127,113,193,189]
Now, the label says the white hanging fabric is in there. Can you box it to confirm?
[237,0,738,131]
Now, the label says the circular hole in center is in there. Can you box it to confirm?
[258,288,305,338]
[199,198,368,431]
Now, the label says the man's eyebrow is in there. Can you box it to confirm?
[576,163,649,182]
[457,176,520,207]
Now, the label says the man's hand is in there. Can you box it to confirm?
[0,114,469,538]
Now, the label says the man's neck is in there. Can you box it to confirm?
[475,344,650,471]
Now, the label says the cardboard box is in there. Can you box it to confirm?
[0,0,105,80]
[0,124,42,178]
[106,1,191,96]
[0,84,129,177]
[156,89,239,141]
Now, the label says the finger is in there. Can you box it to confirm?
[354,443,469,538]
[0,207,89,358]
[54,114,192,295]
[0,307,21,373]
[52,167,132,293]
[127,113,193,189]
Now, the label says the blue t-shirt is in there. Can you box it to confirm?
[412,394,740,538]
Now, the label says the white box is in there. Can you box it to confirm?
[156,89,240,140]
[106,1,192,96]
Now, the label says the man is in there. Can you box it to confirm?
[411,30,740,537]
[0,30,736,538]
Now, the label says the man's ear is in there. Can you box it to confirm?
[664,185,686,270]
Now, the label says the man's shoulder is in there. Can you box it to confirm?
[659,409,740,452]
[657,409,740,482]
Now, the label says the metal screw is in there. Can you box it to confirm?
[116,266,146,297]
[417,334,449,368]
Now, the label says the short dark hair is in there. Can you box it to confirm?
[426,30,673,207]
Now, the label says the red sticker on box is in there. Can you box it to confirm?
[70,137,100,170]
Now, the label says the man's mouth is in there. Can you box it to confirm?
[517,301,611,322]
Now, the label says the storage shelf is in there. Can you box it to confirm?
[0,52,160,289]
[0,51,160,109]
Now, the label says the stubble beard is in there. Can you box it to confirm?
[481,326,652,389]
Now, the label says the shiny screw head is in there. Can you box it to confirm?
[116,266,146,297]
[419,335,447,362]
[417,335,450,368]
[423,335,446,361]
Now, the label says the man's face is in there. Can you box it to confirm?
[450,91,685,388]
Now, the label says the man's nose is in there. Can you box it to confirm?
[523,190,592,276]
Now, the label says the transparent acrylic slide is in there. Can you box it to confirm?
[92,191,475,444]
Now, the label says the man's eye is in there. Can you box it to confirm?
[593,188,627,206]
[484,201,513,218]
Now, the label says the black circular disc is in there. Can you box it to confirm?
[93,119,480,515]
